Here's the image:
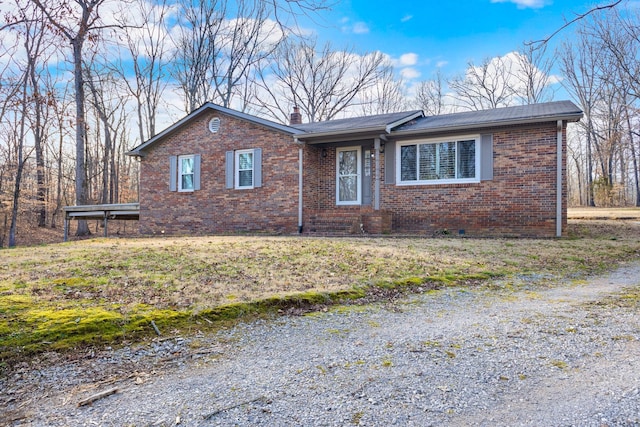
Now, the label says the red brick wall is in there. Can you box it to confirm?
[138,111,300,235]
[140,114,567,238]
[381,122,567,237]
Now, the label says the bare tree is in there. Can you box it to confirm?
[358,62,407,115]
[172,0,289,113]
[0,27,23,246]
[85,62,127,204]
[513,43,555,104]
[528,1,622,47]
[48,81,74,228]
[561,6,640,207]
[448,56,516,111]
[30,0,118,235]
[414,71,446,116]
[23,4,52,228]
[560,30,602,206]
[590,7,640,205]
[2,0,52,245]
[172,0,223,113]
[8,70,30,247]
[255,37,387,123]
[114,0,171,142]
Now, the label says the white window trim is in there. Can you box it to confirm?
[235,149,254,189]
[396,134,481,186]
[336,146,362,206]
[178,154,195,192]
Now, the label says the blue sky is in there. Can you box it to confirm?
[304,0,607,83]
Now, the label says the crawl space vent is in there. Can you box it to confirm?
[208,117,221,134]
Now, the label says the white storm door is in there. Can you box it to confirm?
[336,146,361,205]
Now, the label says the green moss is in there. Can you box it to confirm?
[0,301,194,360]
[550,359,568,370]
[0,321,10,335]
[351,411,364,425]
[0,294,33,313]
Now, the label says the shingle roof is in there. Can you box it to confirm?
[291,110,424,135]
[394,101,582,135]
[128,101,582,156]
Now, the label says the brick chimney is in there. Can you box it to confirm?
[290,106,302,125]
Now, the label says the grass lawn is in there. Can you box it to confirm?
[568,206,640,219]
[1,219,639,366]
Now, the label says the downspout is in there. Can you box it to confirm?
[556,120,563,237]
[296,137,303,233]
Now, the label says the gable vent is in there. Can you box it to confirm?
[208,117,221,134]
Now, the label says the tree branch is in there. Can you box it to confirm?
[526,1,622,47]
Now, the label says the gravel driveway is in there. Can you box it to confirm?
[4,262,640,426]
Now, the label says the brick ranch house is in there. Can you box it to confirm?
[126,100,582,237]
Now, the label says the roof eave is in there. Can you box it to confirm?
[385,111,424,133]
[297,126,388,144]
[392,113,583,138]
[128,102,303,155]
[296,110,425,144]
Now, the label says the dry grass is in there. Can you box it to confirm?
[1,219,640,361]
[568,206,640,220]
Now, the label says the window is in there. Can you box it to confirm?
[235,149,254,189]
[225,148,262,190]
[397,136,479,185]
[170,154,200,192]
[178,155,195,191]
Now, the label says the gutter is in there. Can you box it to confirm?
[390,114,583,139]
[296,126,391,143]
[295,111,424,143]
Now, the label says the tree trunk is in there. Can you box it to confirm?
[626,113,640,206]
[72,38,90,235]
[28,53,47,227]
[101,120,111,204]
[51,129,64,228]
[9,77,29,248]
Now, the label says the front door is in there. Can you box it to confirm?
[336,146,361,205]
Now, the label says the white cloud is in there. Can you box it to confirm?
[436,60,449,68]
[401,15,413,22]
[490,0,548,9]
[399,53,418,66]
[352,21,370,34]
[340,17,370,34]
[400,67,421,80]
